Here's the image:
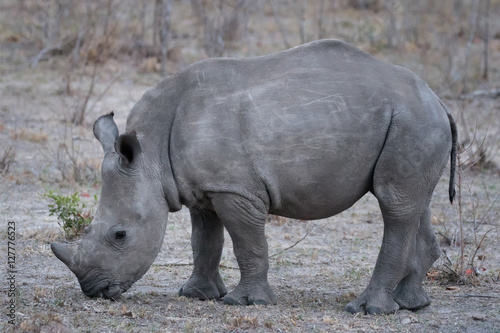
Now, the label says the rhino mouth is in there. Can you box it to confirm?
[101,284,124,300]
[80,278,125,301]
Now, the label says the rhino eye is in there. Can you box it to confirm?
[115,231,126,240]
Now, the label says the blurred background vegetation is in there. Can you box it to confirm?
[0,0,498,96]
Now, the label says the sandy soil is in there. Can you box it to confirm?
[1,60,499,332]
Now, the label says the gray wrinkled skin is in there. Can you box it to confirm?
[51,40,458,314]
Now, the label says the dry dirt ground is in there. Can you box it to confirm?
[1,59,499,332]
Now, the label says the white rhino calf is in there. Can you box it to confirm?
[52,40,457,314]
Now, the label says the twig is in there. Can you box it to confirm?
[72,62,98,125]
[477,193,500,226]
[459,122,490,167]
[459,89,500,100]
[453,294,500,298]
[483,0,491,80]
[154,262,192,267]
[271,0,290,49]
[85,74,121,116]
[31,44,61,68]
[30,35,78,68]
[269,230,309,258]
[442,264,458,276]
[470,227,499,270]
[437,231,452,246]
[458,150,464,272]
[153,262,239,270]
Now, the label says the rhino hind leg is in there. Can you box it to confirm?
[179,208,227,300]
[344,208,419,315]
[392,206,441,310]
[346,115,450,315]
[211,193,277,306]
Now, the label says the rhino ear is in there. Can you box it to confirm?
[93,112,119,154]
[115,131,141,165]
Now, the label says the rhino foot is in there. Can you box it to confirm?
[223,283,277,306]
[344,290,399,315]
[392,283,431,310]
[179,273,227,300]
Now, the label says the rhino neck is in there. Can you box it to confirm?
[126,83,183,213]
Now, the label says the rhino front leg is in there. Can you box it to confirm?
[179,208,227,300]
[211,193,277,306]
[392,206,441,310]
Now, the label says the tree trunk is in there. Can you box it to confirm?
[153,0,162,49]
[462,0,480,94]
[271,0,291,49]
[317,0,325,39]
[161,0,171,76]
[298,0,306,44]
[482,0,490,80]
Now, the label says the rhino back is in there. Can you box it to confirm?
[141,40,434,219]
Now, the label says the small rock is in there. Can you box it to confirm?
[401,317,411,325]
[471,313,486,321]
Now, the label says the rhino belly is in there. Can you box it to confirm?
[262,144,378,220]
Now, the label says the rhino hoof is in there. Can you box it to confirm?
[179,280,227,300]
[345,292,399,314]
[223,294,249,306]
[223,284,277,306]
[393,287,431,310]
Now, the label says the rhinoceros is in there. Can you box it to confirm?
[51,39,457,314]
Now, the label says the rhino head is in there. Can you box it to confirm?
[51,112,169,300]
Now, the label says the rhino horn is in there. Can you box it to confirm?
[93,112,119,154]
[51,242,80,274]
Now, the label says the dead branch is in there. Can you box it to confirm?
[437,231,453,246]
[477,192,500,226]
[459,89,500,100]
[271,0,291,49]
[72,62,98,125]
[85,74,121,116]
[269,230,309,258]
[153,262,239,270]
[30,35,77,68]
[470,227,499,270]
[483,0,491,80]
[452,294,500,298]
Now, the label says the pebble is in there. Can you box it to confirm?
[471,313,487,321]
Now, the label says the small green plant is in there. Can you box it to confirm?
[43,190,97,240]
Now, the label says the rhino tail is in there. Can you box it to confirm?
[439,99,458,204]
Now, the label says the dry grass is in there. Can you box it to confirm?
[0,146,16,174]
[11,128,48,143]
